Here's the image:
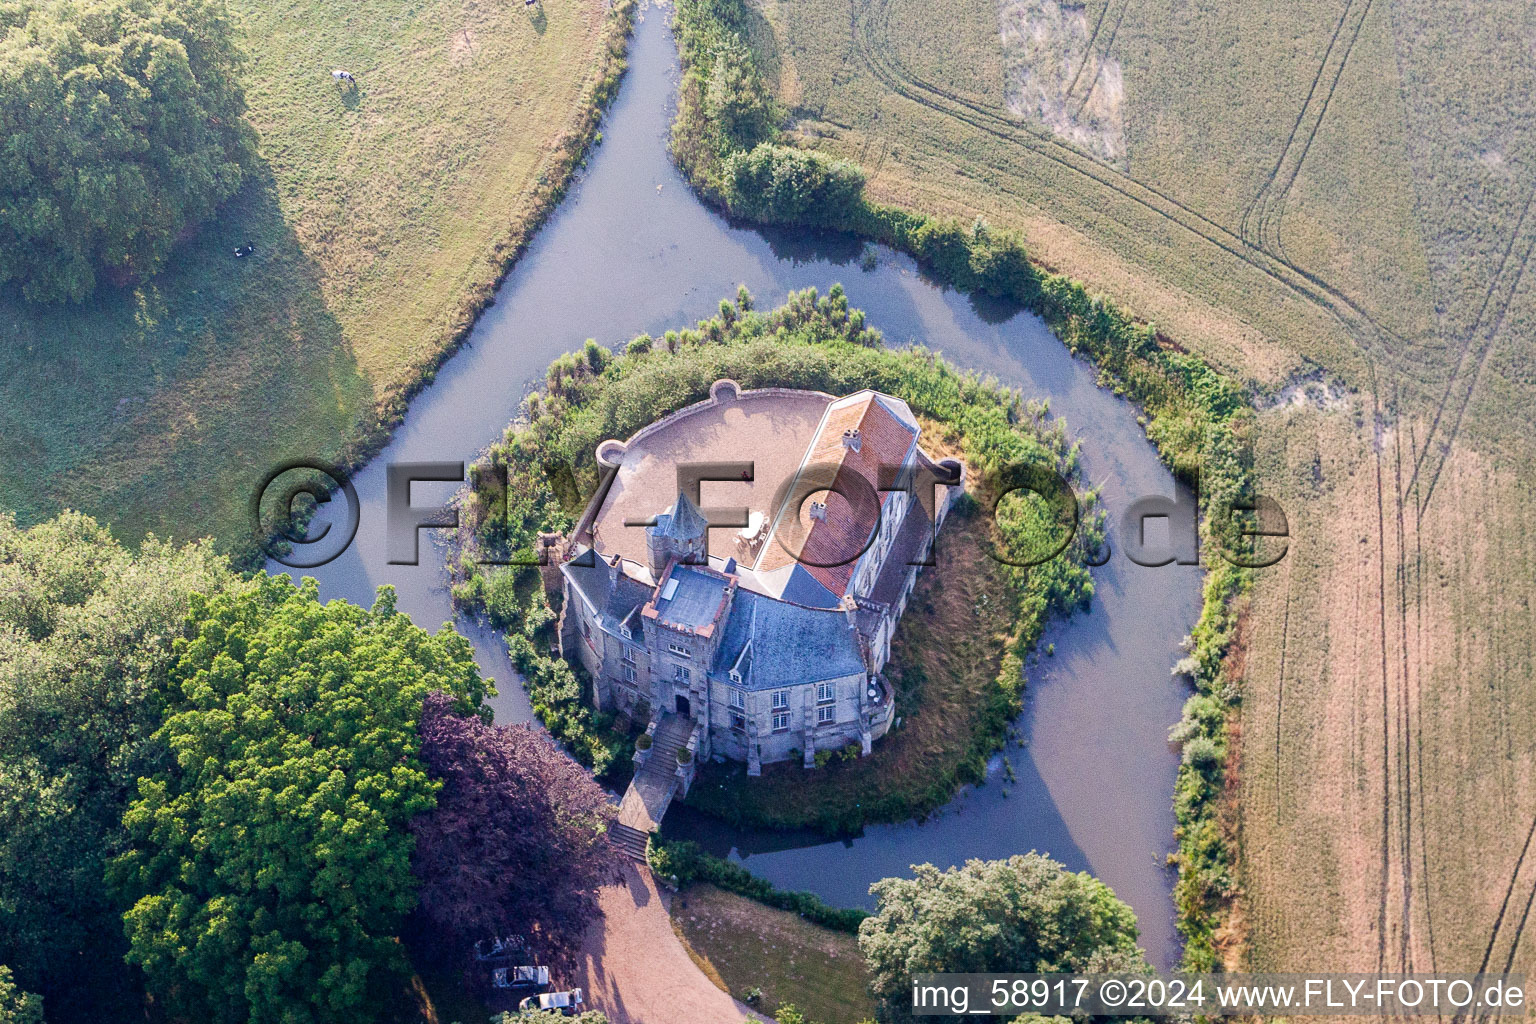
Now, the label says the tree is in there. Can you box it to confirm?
[719,143,866,229]
[0,511,236,1022]
[0,0,256,302]
[110,577,487,1024]
[0,967,43,1024]
[858,854,1148,1022]
[409,691,620,963]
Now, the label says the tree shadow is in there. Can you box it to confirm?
[749,220,866,267]
[527,3,547,35]
[0,159,371,558]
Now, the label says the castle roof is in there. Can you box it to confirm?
[650,491,708,542]
[562,551,653,633]
[710,590,866,690]
[754,391,919,597]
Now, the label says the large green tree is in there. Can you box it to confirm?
[110,577,487,1024]
[0,967,43,1024]
[0,511,236,1021]
[858,854,1148,1022]
[0,0,255,303]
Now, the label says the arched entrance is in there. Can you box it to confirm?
[675,694,691,716]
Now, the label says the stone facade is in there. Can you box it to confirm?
[560,381,960,770]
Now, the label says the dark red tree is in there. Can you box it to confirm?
[410,691,621,963]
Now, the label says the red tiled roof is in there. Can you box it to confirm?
[756,393,917,595]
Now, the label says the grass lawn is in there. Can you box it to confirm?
[681,504,1021,833]
[670,883,874,1024]
[0,0,626,555]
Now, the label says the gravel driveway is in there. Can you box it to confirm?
[573,861,768,1024]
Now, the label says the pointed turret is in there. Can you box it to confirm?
[647,491,708,575]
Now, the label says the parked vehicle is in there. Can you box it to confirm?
[474,934,527,961]
[492,965,549,996]
[519,988,584,1016]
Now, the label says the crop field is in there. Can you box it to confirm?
[0,0,619,552]
[737,0,1536,983]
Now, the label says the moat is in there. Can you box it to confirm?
[275,2,1201,968]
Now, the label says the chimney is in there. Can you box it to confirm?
[841,428,861,452]
[809,501,828,522]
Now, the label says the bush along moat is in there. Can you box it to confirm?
[451,285,1102,832]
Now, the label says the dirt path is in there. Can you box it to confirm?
[574,861,768,1024]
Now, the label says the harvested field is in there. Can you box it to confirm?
[736,0,1536,987]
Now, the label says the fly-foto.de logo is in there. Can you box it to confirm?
[253,456,1289,572]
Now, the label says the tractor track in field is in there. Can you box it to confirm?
[1062,0,1114,104]
[1239,0,1373,260]
[1453,817,1536,1024]
[858,1,1428,970]
[1069,0,1130,120]
[1370,388,1394,974]
[851,0,1413,376]
[1408,177,1536,518]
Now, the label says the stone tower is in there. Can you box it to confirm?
[646,491,708,576]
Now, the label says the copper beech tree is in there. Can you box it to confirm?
[409,691,621,964]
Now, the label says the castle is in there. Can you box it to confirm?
[560,379,960,774]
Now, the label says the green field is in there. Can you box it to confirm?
[0,0,626,555]
[728,0,1536,986]
[670,883,875,1024]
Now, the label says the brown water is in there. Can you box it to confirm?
[276,4,1200,968]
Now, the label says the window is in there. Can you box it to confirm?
[772,712,790,732]
[622,645,636,663]
[673,665,690,682]
[730,688,745,710]
[817,705,836,725]
[624,664,637,683]
[816,682,835,705]
[581,619,590,638]
[731,713,746,732]
[667,641,690,658]
[771,689,788,710]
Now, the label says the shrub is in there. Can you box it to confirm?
[636,733,652,751]
[648,838,868,933]
[676,746,693,765]
[719,143,866,228]
[0,0,257,302]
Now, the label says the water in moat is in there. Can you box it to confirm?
[275,3,1201,968]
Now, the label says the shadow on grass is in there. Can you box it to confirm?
[0,164,372,557]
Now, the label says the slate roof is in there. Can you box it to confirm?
[710,589,866,690]
[652,491,708,541]
[652,565,731,630]
[755,392,918,597]
[563,552,653,632]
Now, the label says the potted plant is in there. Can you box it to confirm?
[635,733,652,751]
[676,747,692,765]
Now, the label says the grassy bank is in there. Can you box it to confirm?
[668,0,1255,967]
[668,882,874,1024]
[649,837,868,934]
[451,285,1097,814]
[0,0,633,562]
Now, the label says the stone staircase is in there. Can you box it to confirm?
[609,713,696,860]
[608,821,650,861]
